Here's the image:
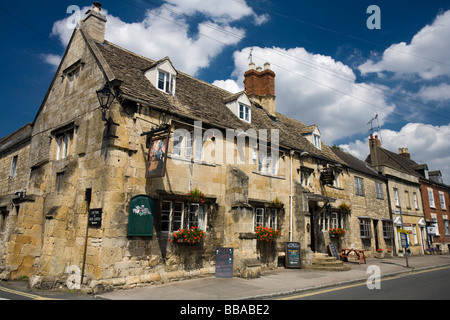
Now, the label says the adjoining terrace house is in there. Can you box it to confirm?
[367,141,450,254]
[366,135,429,256]
[1,3,370,290]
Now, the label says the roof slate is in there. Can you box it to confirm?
[94,41,343,164]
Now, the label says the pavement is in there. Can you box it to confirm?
[98,254,450,300]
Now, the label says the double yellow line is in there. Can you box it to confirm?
[0,285,59,300]
[278,265,450,300]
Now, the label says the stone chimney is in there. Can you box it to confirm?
[368,134,381,166]
[82,2,107,43]
[398,147,410,159]
[244,62,276,117]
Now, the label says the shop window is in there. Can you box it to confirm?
[161,201,184,232]
[382,220,394,239]
[359,218,372,239]
[320,210,345,232]
[160,200,207,232]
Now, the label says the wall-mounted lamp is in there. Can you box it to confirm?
[96,83,116,122]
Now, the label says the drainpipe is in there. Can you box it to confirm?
[289,150,295,241]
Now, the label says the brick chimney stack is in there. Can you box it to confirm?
[82,2,107,43]
[244,62,276,117]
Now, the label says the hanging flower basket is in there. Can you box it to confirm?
[271,197,283,208]
[171,226,206,245]
[255,226,281,242]
[338,203,351,214]
[329,227,346,238]
[186,188,206,203]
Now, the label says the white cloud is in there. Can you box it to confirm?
[359,10,450,80]
[46,1,267,76]
[164,0,269,25]
[42,54,62,69]
[212,79,242,93]
[213,46,395,144]
[418,83,450,102]
[341,123,450,183]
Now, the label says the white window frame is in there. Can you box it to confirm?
[413,192,418,209]
[253,207,278,231]
[428,188,435,208]
[444,219,450,235]
[188,203,206,230]
[157,70,175,94]
[300,171,310,186]
[412,224,418,244]
[354,177,365,196]
[56,133,70,160]
[375,182,384,199]
[439,191,446,210]
[313,134,321,150]
[161,201,185,232]
[258,150,278,176]
[172,131,193,159]
[239,103,251,122]
[394,188,400,206]
[9,155,18,178]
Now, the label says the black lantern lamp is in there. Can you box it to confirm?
[96,83,115,122]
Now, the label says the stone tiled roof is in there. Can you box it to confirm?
[0,123,32,154]
[94,41,343,164]
[331,147,383,180]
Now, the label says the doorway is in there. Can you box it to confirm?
[309,206,315,252]
[373,219,379,251]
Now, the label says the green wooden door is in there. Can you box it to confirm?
[128,195,154,236]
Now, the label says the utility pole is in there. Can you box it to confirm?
[398,208,410,268]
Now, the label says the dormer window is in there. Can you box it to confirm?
[144,58,177,96]
[223,92,252,123]
[302,125,321,150]
[313,134,321,150]
[239,103,251,122]
[158,70,175,94]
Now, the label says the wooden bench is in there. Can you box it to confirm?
[339,248,366,264]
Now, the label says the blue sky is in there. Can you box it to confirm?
[1,1,450,181]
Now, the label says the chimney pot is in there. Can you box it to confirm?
[82,2,107,43]
[264,62,271,70]
[93,2,102,12]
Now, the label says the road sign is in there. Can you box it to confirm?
[400,233,409,248]
[398,228,409,234]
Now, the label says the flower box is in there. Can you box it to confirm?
[171,226,205,245]
[328,227,346,238]
[255,226,281,242]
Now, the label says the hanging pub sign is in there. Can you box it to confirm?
[320,168,335,186]
[128,195,154,236]
[146,133,169,179]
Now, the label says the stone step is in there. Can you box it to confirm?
[310,253,351,271]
